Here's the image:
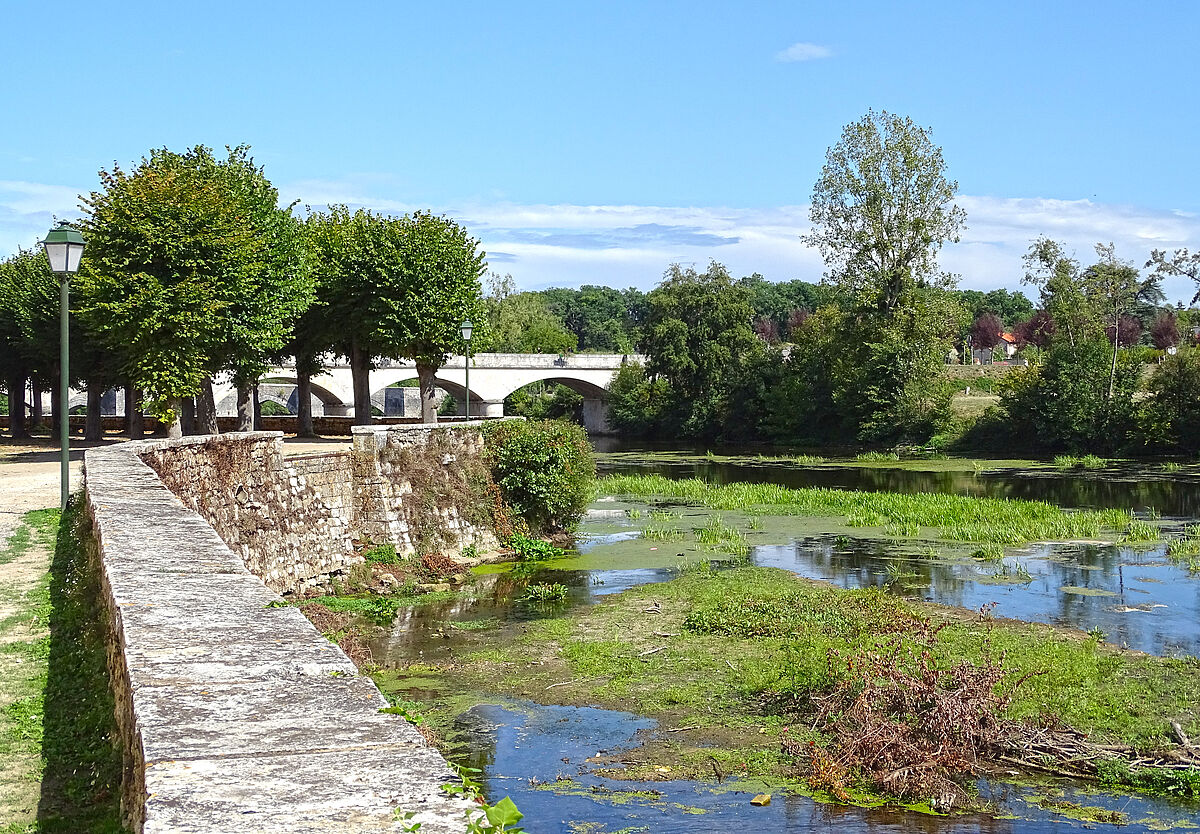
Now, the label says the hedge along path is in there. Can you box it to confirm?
[598,475,1141,546]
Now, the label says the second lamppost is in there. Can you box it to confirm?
[460,319,473,420]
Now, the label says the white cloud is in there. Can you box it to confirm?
[775,42,833,63]
[4,180,1199,303]
[0,181,85,256]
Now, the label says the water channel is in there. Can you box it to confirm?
[373,447,1200,832]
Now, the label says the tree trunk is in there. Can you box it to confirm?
[252,385,261,429]
[1107,315,1120,403]
[50,376,61,438]
[416,361,439,425]
[236,383,253,431]
[30,378,43,429]
[296,371,315,437]
[85,381,103,441]
[196,376,219,435]
[350,340,373,426]
[166,396,184,439]
[180,397,197,436]
[125,385,144,439]
[7,373,28,438]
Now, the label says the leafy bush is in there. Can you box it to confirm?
[483,419,595,533]
[363,543,399,564]
[506,532,566,561]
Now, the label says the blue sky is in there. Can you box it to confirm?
[3,1,1199,301]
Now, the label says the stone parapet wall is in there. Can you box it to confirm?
[139,434,356,594]
[83,439,475,833]
[287,451,353,522]
[352,422,499,558]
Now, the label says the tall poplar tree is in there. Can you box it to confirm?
[803,110,966,440]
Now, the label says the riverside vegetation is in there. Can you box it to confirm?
[296,426,1200,822]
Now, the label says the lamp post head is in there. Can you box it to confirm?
[41,222,86,275]
[460,319,473,342]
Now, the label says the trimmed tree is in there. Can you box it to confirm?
[76,145,311,436]
[307,207,487,424]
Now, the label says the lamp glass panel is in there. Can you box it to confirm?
[65,242,85,273]
[43,242,69,273]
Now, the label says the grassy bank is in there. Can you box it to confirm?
[375,565,1200,808]
[598,474,1143,546]
[0,506,124,834]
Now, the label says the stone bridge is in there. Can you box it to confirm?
[212,353,643,434]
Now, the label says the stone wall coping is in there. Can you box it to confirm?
[350,421,492,437]
[83,435,474,833]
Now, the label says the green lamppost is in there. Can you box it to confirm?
[41,223,86,511]
[460,319,473,420]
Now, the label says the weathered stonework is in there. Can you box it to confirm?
[83,437,476,833]
[140,434,357,594]
[352,423,500,559]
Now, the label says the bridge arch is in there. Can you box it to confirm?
[491,374,609,401]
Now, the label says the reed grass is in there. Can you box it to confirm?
[1053,454,1110,470]
[599,474,1133,547]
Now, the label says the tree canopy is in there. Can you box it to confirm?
[804,109,966,313]
[306,206,487,422]
[76,145,311,422]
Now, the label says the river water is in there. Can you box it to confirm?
[374,448,1200,831]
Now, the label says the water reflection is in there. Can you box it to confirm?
[448,701,1196,833]
[752,536,1198,656]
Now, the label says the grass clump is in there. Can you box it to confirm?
[600,475,1130,547]
[1053,454,1110,470]
[693,516,749,557]
[1120,519,1161,543]
[521,583,570,603]
[642,523,685,542]
[855,451,900,462]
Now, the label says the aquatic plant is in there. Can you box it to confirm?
[1167,535,1200,572]
[603,475,1129,547]
[626,508,642,520]
[694,515,750,556]
[506,533,566,561]
[642,523,685,542]
[856,451,901,462]
[1161,461,1183,472]
[1121,519,1161,543]
[521,583,570,603]
[790,454,826,465]
[883,522,920,538]
[1053,454,1110,469]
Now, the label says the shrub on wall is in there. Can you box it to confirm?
[482,419,595,534]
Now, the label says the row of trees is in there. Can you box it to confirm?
[1,145,488,438]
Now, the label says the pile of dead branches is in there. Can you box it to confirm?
[789,630,1036,809]
[784,629,1199,807]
